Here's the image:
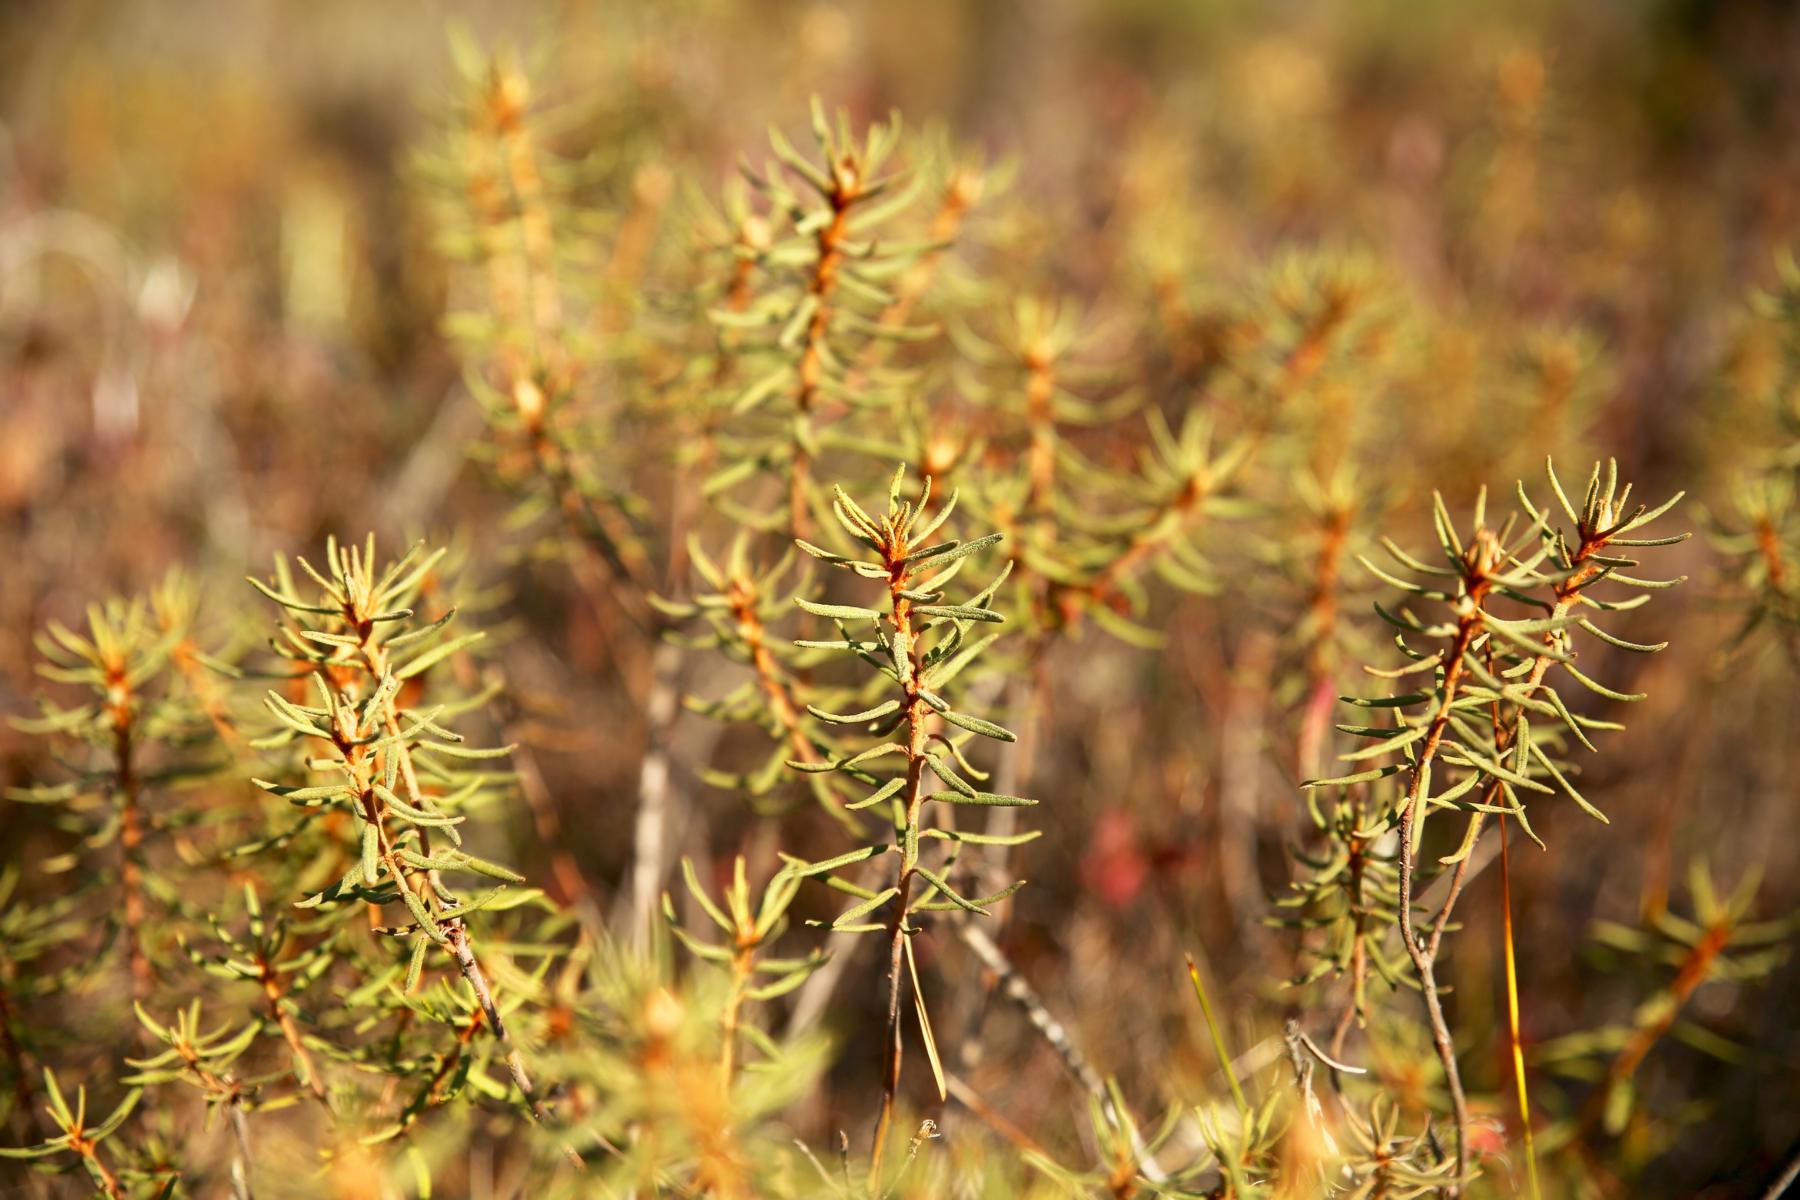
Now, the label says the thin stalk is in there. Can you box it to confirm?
[1185,953,1249,1119]
[946,1073,1049,1160]
[956,904,1170,1181]
[594,161,671,337]
[626,641,682,947]
[1760,1145,1800,1200]
[1395,505,1638,1193]
[227,1104,254,1200]
[488,58,565,379]
[423,1011,485,1109]
[1499,819,1540,1200]
[876,172,975,345]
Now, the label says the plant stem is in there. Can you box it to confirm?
[1023,346,1057,513]
[870,551,928,1190]
[443,921,556,1130]
[790,162,860,540]
[627,641,682,947]
[1395,512,1623,1193]
[1499,818,1541,1200]
[258,958,326,1101]
[1394,614,1480,1191]
[356,622,581,1168]
[228,1102,255,1200]
[74,1135,125,1200]
[1185,953,1250,1119]
[1298,503,1350,779]
[1329,811,1371,1065]
[106,669,151,1004]
[727,583,856,822]
[720,944,754,1092]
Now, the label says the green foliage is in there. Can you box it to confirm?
[785,469,1029,926]
[1312,459,1687,847]
[8,21,1800,1200]
[1534,862,1797,1154]
[0,1069,153,1198]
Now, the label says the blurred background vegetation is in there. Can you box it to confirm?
[3,0,1799,1196]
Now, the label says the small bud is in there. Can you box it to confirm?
[643,987,684,1042]
[921,434,962,479]
[739,214,771,252]
[513,378,546,427]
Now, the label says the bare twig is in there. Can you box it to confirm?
[626,641,683,947]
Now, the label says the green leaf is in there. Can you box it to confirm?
[1528,743,1609,823]
[91,1088,142,1140]
[361,824,381,890]
[414,739,514,760]
[903,532,1004,567]
[1341,693,1430,708]
[783,844,891,878]
[405,936,429,992]
[912,604,1003,623]
[402,889,448,945]
[1576,618,1666,653]
[246,576,340,615]
[794,539,857,566]
[915,879,1026,912]
[668,923,734,964]
[912,866,989,913]
[831,887,899,927]
[939,709,1016,742]
[1561,661,1646,702]
[680,858,733,932]
[847,777,908,811]
[396,632,486,679]
[1087,604,1167,648]
[794,597,883,621]
[437,886,508,920]
[297,861,365,909]
[921,828,1043,847]
[745,958,827,1001]
[451,852,525,883]
[1301,764,1404,788]
[807,699,903,725]
[925,790,1036,806]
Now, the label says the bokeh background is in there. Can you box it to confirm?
[4,1,1800,1196]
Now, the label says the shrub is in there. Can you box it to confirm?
[5,11,1799,1199]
